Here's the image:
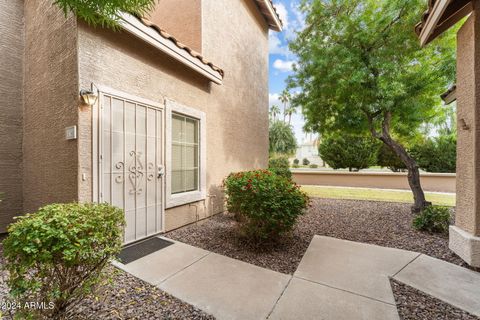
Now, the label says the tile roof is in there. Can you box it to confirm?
[253,0,284,31]
[134,15,225,78]
[128,0,283,80]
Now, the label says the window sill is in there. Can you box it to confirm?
[166,190,206,209]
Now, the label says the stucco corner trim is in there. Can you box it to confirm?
[118,13,223,84]
[449,225,480,267]
[165,98,207,209]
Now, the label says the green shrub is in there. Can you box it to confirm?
[377,144,407,172]
[223,170,309,243]
[3,203,125,319]
[319,134,380,171]
[302,158,310,166]
[292,164,300,168]
[309,164,318,168]
[268,156,292,179]
[293,158,300,165]
[411,135,456,173]
[412,205,451,234]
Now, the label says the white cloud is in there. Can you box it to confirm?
[284,2,306,41]
[269,32,291,56]
[273,59,295,72]
[269,93,280,107]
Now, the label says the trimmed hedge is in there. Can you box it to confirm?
[319,134,379,171]
[268,156,292,179]
[411,135,456,173]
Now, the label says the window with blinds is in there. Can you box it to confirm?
[171,114,199,194]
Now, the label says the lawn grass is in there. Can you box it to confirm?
[301,185,456,207]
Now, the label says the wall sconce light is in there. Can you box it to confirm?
[459,118,470,131]
[80,89,98,107]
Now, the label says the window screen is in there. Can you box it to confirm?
[172,114,199,194]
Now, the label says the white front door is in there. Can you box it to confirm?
[98,92,164,244]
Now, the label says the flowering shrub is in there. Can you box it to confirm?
[3,203,125,319]
[223,170,309,243]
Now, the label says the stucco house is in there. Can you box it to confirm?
[0,0,282,243]
[293,135,324,166]
[415,0,480,267]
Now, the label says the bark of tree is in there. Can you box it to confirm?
[367,110,431,213]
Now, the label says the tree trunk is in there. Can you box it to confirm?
[369,111,431,213]
[380,135,431,213]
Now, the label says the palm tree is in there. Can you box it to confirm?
[285,106,297,125]
[279,90,291,123]
[270,105,280,122]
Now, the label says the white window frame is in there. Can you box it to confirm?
[165,98,206,208]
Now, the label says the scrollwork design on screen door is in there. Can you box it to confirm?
[127,151,144,195]
[114,151,145,195]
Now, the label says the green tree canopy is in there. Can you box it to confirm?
[54,0,156,29]
[269,121,297,156]
[289,0,456,212]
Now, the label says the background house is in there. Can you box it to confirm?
[292,135,325,166]
[0,0,282,243]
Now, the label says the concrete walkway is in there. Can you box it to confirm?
[113,236,480,320]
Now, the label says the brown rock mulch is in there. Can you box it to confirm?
[0,237,214,320]
[167,198,479,320]
[391,279,479,320]
[167,198,467,275]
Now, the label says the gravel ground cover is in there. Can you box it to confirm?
[391,279,479,320]
[0,236,214,320]
[167,198,467,275]
[167,198,479,319]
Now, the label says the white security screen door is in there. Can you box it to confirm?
[99,93,164,244]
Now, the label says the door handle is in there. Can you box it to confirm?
[157,165,164,178]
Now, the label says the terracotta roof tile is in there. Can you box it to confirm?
[135,16,225,78]
[253,0,283,31]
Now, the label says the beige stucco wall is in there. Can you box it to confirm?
[147,0,202,53]
[22,0,79,213]
[77,0,269,231]
[292,171,456,193]
[456,12,480,236]
[0,0,24,232]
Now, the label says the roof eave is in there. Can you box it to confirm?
[264,0,283,32]
[255,0,283,32]
[419,0,451,46]
[118,13,223,85]
[418,0,473,46]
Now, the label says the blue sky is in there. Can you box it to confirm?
[269,0,311,143]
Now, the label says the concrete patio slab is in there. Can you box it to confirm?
[269,277,399,320]
[294,236,419,304]
[159,252,291,320]
[394,254,480,317]
[115,238,210,285]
